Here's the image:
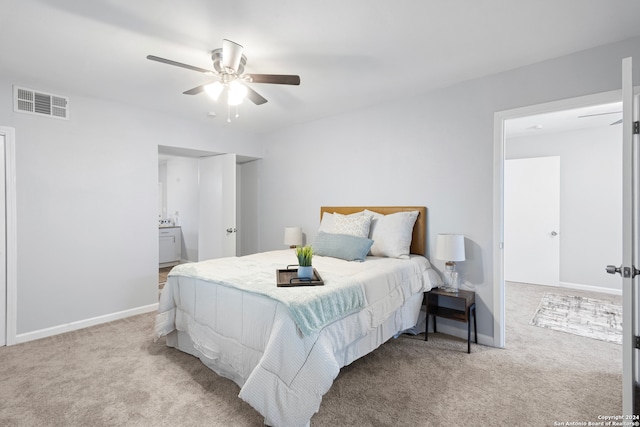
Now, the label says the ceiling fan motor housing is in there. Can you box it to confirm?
[211,49,247,75]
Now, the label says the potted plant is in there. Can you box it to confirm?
[295,245,313,279]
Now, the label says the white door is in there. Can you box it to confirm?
[614,57,640,416]
[504,156,560,286]
[198,153,237,260]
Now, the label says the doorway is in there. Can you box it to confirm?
[493,90,624,348]
[158,147,239,263]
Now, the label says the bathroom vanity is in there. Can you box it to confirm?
[159,226,182,267]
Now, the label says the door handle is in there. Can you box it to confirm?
[606,265,622,276]
[606,265,640,278]
[550,231,558,236]
[226,227,237,233]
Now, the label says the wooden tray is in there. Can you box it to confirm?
[276,268,324,287]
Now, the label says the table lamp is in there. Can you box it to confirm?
[436,234,466,292]
[283,227,303,248]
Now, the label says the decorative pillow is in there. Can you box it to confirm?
[312,231,374,262]
[364,210,419,259]
[318,212,335,233]
[332,212,372,238]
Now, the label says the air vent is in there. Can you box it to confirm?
[13,86,69,120]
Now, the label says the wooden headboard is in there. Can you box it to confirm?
[320,206,427,256]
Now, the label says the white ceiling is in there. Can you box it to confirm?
[2,0,640,134]
[505,102,623,138]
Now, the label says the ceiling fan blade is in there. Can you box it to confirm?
[578,111,622,118]
[147,55,213,74]
[222,39,244,73]
[246,74,301,85]
[183,83,210,95]
[245,86,268,105]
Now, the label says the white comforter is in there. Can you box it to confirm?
[155,250,439,426]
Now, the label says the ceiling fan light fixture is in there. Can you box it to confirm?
[204,81,224,100]
[228,81,248,106]
[222,39,244,73]
[147,38,300,114]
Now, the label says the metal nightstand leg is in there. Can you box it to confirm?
[467,303,477,353]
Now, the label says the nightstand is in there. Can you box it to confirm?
[424,288,477,353]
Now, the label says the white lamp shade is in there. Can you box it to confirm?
[222,39,244,72]
[283,227,303,246]
[204,81,224,100]
[227,80,248,106]
[436,234,466,262]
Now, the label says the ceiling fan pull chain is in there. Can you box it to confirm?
[235,106,240,119]
[227,103,231,123]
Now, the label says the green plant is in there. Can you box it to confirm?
[295,245,313,267]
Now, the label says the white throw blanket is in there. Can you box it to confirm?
[165,255,366,336]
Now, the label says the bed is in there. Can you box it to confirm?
[154,206,441,426]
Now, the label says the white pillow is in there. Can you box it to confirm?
[332,212,372,238]
[318,212,335,233]
[364,210,419,259]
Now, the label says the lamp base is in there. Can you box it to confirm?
[442,261,459,292]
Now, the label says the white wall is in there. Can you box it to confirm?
[0,78,262,339]
[257,36,640,345]
[506,126,622,293]
[158,162,167,218]
[238,160,262,255]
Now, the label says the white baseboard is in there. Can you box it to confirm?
[14,303,159,344]
[558,281,621,296]
[428,320,493,347]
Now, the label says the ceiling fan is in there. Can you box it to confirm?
[147,39,300,117]
[578,110,622,126]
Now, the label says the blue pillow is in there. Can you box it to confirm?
[313,232,374,262]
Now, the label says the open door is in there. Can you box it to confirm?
[608,57,640,416]
[198,153,237,261]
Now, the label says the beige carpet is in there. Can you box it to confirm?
[0,282,622,426]
[158,267,172,290]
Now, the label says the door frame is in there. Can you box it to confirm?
[0,126,17,346]
[620,56,638,416]
[492,89,625,348]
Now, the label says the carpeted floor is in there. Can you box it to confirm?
[158,267,172,290]
[0,282,622,426]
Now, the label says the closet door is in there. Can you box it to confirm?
[504,156,560,286]
[198,153,237,260]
